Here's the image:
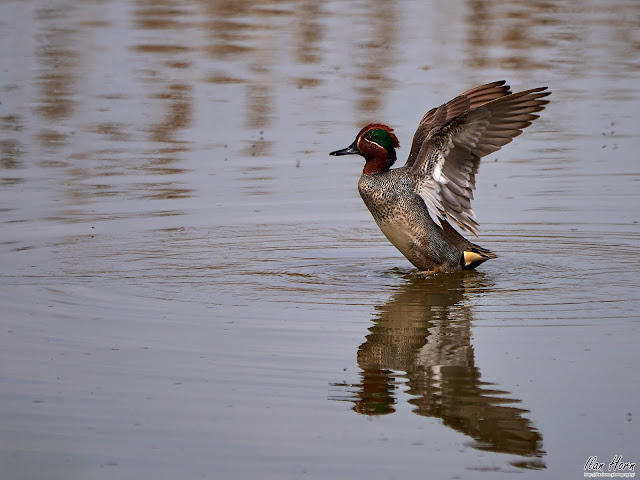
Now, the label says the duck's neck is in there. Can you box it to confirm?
[359,141,393,175]
[362,153,391,174]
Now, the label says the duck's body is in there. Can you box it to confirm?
[330,81,550,274]
[358,168,494,273]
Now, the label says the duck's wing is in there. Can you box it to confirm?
[404,81,512,168]
[410,87,551,235]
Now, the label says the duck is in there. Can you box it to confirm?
[330,80,550,275]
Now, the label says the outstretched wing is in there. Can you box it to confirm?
[404,80,512,169]
[411,87,551,235]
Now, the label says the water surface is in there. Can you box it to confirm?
[1,1,639,479]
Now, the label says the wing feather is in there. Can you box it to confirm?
[405,80,512,168]
[410,86,550,235]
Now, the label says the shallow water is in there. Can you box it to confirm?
[1,0,639,479]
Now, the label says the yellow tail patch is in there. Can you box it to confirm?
[463,251,485,266]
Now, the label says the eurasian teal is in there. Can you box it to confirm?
[330,80,550,274]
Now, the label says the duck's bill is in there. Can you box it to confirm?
[329,141,360,156]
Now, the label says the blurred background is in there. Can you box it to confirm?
[1,1,639,479]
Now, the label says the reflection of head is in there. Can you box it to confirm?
[347,272,545,462]
[353,368,396,416]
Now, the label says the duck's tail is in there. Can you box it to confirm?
[461,244,497,270]
[439,219,497,270]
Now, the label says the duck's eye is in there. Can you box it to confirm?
[364,129,388,145]
[363,130,380,143]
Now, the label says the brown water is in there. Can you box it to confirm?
[1,0,639,479]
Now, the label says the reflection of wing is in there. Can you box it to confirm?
[410,87,550,235]
[404,80,512,168]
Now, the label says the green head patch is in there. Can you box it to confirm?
[362,124,400,166]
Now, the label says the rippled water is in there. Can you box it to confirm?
[1,0,639,479]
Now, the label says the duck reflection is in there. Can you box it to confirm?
[334,272,544,462]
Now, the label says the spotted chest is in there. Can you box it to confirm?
[357,169,416,224]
